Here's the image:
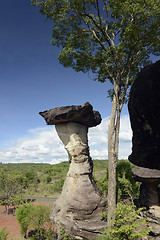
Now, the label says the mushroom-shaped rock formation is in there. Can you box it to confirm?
[39,102,101,127]
[128,60,160,170]
[40,102,106,240]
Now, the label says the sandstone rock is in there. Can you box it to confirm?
[149,206,160,219]
[141,207,160,239]
[128,60,160,169]
[39,102,101,127]
[132,167,160,182]
[51,122,107,239]
[132,167,160,207]
[40,104,107,239]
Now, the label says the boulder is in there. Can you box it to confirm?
[39,102,101,127]
[128,60,160,169]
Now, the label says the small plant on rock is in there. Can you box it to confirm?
[98,202,150,240]
[59,226,75,240]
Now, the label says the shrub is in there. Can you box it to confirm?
[95,174,108,197]
[0,227,8,240]
[16,203,52,237]
[29,227,56,240]
[99,202,150,240]
[16,203,35,236]
[95,160,140,200]
[53,178,65,193]
[46,176,52,183]
[117,160,140,201]
[59,226,75,240]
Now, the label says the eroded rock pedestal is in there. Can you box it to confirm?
[40,102,107,240]
[132,167,160,208]
[128,61,160,238]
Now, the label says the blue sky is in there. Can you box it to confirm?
[0,0,155,164]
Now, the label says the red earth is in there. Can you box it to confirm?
[0,201,54,239]
[0,205,21,239]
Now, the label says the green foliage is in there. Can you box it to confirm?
[0,162,70,198]
[93,160,108,196]
[16,203,35,235]
[53,178,65,193]
[46,176,52,183]
[30,205,51,230]
[32,0,160,103]
[0,161,140,200]
[94,160,140,200]
[99,202,150,240]
[29,227,56,240]
[0,227,9,240]
[16,203,51,236]
[95,173,108,197]
[116,160,140,200]
[0,170,25,213]
[59,226,75,240]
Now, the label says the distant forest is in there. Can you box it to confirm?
[0,160,109,198]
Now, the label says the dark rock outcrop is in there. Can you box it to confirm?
[128,60,160,169]
[128,61,160,239]
[39,102,101,127]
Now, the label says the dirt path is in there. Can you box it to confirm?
[0,205,21,239]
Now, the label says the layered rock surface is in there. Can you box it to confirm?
[132,167,160,207]
[39,102,101,127]
[40,103,106,240]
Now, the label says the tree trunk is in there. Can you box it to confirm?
[107,95,117,228]
[5,205,9,214]
[107,95,121,228]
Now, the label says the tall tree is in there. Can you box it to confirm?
[31,0,160,226]
[0,171,24,214]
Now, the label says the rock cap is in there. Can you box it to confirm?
[39,102,102,127]
[132,166,160,183]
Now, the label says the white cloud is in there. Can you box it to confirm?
[119,115,132,142]
[0,126,67,164]
[89,115,132,160]
[0,115,132,164]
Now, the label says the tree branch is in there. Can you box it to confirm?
[95,0,102,28]
[112,18,124,41]
[105,62,116,83]
[103,0,109,34]
[120,69,131,111]
[86,23,107,51]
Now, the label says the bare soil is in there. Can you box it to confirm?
[0,205,21,239]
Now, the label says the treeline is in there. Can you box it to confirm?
[0,160,140,201]
[0,161,69,199]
